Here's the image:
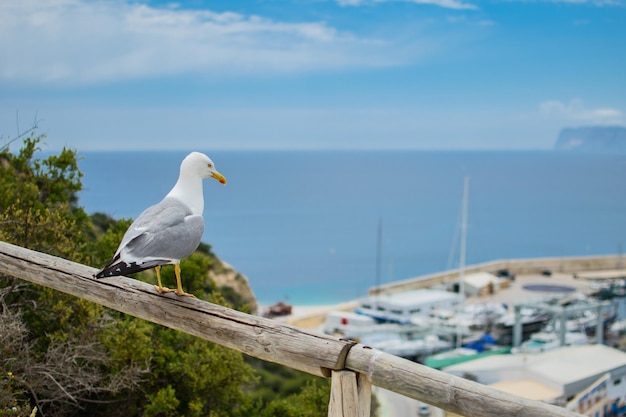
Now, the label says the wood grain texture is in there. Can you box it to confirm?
[0,241,354,377]
[327,370,372,417]
[356,372,371,417]
[329,370,359,417]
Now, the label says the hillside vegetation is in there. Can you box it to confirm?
[0,130,330,417]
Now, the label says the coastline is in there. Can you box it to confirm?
[260,266,618,331]
[259,300,359,329]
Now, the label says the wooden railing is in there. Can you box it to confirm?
[0,241,584,417]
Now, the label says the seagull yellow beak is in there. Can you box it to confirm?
[211,171,227,185]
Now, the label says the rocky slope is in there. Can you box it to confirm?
[209,259,258,314]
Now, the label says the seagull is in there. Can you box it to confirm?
[95,152,226,297]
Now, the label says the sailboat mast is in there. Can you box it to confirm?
[375,217,383,293]
[456,176,470,349]
[459,176,470,303]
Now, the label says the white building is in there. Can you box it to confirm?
[462,272,504,297]
[443,344,626,416]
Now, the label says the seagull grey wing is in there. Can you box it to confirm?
[115,199,179,251]
[123,197,204,261]
[95,198,204,277]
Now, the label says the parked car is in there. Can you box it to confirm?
[418,403,431,417]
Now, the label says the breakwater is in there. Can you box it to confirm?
[370,254,625,296]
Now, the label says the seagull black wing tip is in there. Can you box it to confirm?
[94,261,161,279]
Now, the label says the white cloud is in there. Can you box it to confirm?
[337,0,477,10]
[409,0,477,9]
[540,99,624,125]
[0,0,409,85]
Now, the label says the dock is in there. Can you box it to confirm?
[285,253,625,330]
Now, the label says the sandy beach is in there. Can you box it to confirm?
[259,300,359,330]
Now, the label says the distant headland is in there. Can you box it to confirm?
[554,126,626,152]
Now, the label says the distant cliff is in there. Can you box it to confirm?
[555,126,626,152]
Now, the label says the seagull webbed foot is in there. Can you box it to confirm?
[154,285,176,294]
[173,289,196,298]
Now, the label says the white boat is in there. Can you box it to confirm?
[512,331,589,354]
[323,311,377,337]
[609,319,626,335]
[355,289,463,324]
[491,307,552,345]
[322,310,431,339]
[426,309,484,337]
[426,303,507,337]
[359,332,451,359]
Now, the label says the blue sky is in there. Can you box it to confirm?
[0,0,624,150]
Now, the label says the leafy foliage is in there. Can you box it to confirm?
[258,380,331,417]
[0,131,334,417]
[0,133,88,259]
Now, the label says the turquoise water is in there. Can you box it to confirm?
[78,151,626,305]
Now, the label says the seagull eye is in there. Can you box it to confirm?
[207,163,213,168]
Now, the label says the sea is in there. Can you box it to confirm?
[76,150,626,306]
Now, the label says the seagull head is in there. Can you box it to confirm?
[182,152,227,185]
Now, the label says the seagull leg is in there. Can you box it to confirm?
[173,263,195,297]
[154,265,175,294]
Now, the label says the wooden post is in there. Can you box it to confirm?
[356,372,372,417]
[329,370,359,417]
[328,370,371,417]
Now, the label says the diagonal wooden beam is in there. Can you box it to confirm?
[0,240,354,377]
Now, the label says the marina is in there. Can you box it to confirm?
[279,255,626,416]
[272,174,626,416]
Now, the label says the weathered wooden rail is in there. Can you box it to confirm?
[0,241,584,417]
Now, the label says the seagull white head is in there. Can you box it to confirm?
[182,151,227,185]
[166,151,226,215]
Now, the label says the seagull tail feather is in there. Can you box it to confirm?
[95,258,164,279]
